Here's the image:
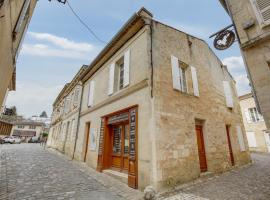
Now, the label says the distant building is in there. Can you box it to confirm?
[239,93,270,153]
[47,66,87,157]
[48,8,251,191]
[0,0,37,111]
[219,0,270,132]
[11,120,45,142]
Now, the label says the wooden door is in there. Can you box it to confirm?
[196,125,207,172]
[111,124,129,172]
[84,122,90,162]
[226,125,235,166]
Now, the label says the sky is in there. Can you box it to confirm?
[6,0,251,118]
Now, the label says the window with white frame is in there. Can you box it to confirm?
[250,0,270,27]
[29,125,36,129]
[108,50,130,95]
[248,107,263,122]
[18,125,24,129]
[171,55,200,96]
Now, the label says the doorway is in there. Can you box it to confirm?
[226,125,235,166]
[83,122,90,162]
[196,125,208,172]
[110,124,129,172]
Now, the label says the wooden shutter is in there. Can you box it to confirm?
[191,66,199,97]
[251,0,270,26]
[171,55,181,91]
[124,50,130,87]
[88,81,95,107]
[108,63,115,95]
[236,126,246,151]
[223,81,234,108]
[244,108,252,123]
[246,132,257,147]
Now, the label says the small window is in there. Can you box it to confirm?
[119,62,124,90]
[18,125,24,129]
[179,61,188,93]
[251,0,270,26]
[29,125,36,129]
[248,107,263,122]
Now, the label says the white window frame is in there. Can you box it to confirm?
[250,0,270,27]
[14,0,31,35]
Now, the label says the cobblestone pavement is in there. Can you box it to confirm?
[159,153,270,200]
[0,144,143,200]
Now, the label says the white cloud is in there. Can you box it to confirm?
[21,32,102,60]
[6,82,63,118]
[28,32,94,52]
[222,56,251,96]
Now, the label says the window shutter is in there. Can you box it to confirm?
[252,0,270,26]
[108,63,115,95]
[223,81,234,108]
[245,108,252,123]
[14,0,31,34]
[88,81,95,107]
[236,126,246,151]
[191,66,199,97]
[171,55,181,91]
[123,50,130,87]
[246,132,257,147]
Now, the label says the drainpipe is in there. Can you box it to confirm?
[224,0,262,113]
[72,82,84,160]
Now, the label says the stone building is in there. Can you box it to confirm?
[239,93,270,153]
[64,8,251,191]
[0,0,37,109]
[47,66,87,158]
[11,120,45,142]
[219,0,270,132]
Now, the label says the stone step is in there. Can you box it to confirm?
[103,169,128,184]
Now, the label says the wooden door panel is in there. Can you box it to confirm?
[196,126,207,172]
[226,126,235,166]
[112,156,121,168]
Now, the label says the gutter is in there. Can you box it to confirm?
[72,82,84,160]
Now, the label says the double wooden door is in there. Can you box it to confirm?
[196,125,208,172]
[111,124,129,172]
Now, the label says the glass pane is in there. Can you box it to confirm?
[119,63,124,89]
[113,126,122,154]
[124,125,129,154]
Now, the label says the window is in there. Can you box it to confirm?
[29,125,36,129]
[18,125,24,129]
[0,0,4,8]
[251,0,270,27]
[113,126,122,154]
[87,81,95,107]
[74,88,80,106]
[171,55,200,96]
[108,50,130,95]
[248,107,263,122]
[13,0,31,36]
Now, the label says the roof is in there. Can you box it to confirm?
[53,65,88,106]
[239,93,253,100]
[13,120,45,126]
[81,7,153,82]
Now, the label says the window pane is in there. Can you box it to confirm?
[113,126,122,154]
[124,125,129,154]
[119,63,124,89]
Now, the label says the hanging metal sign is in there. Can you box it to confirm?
[213,30,236,50]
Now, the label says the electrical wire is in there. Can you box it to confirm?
[66,0,107,44]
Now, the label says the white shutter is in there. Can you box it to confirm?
[236,126,246,151]
[108,63,115,95]
[251,0,270,26]
[123,50,130,87]
[88,81,95,107]
[14,0,31,34]
[246,132,257,147]
[223,81,234,108]
[191,66,199,97]
[171,55,181,91]
[245,108,252,123]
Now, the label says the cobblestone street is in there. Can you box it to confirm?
[160,153,270,200]
[0,144,143,200]
[1,144,270,200]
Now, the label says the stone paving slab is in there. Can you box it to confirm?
[0,143,143,200]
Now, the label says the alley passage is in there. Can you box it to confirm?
[0,144,142,200]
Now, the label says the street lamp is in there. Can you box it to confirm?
[48,0,67,4]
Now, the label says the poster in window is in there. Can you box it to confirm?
[89,128,97,151]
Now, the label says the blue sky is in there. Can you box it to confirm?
[6,0,250,117]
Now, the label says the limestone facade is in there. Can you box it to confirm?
[219,0,270,131]
[47,66,87,158]
[239,93,270,153]
[0,0,37,108]
[49,8,251,192]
